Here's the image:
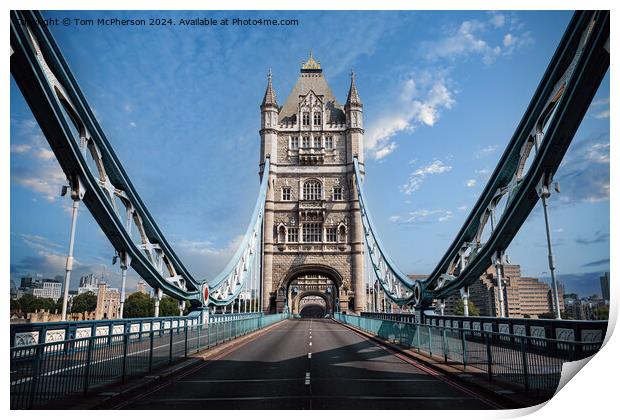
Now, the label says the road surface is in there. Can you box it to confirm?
[114,319,497,409]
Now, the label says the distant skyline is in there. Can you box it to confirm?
[10,10,609,298]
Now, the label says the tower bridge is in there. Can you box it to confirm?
[9,10,610,410]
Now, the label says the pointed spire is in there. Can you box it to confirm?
[346,69,362,108]
[261,68,278,108]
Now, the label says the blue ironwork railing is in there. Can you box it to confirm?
[10,313,287,409]
[335,313,604,395]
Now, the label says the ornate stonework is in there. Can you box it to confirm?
[260,55,366,314]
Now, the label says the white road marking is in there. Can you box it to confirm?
[309,342,312,346]
[305,372,311,385]
[308,353,312,359]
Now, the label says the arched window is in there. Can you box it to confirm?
[303,179,322,200]
[338,225,347,243]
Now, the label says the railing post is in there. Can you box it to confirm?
[485,332,493,382]
[169,323,174,365]
[184,323,189,358]
[521,336,530,392]
[461,329,467,370]
[121,331,129,384]
[148,330,154,373]
[442,327,448,363]
[28,345,43,409]
[196,323,201,353]
[428,326,432,356]
[83,336,93,395]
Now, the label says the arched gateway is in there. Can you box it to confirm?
[259,53,366,314]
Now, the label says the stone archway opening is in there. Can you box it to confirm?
[289,275,337,316]
[299,296,327,318]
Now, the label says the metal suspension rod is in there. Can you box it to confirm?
[534,132,562,320]
[61,177,84,321]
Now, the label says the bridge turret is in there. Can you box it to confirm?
[345,70,364,163]
[260,69,279,172]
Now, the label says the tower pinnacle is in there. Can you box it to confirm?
[261,68,277,108]
[345,69,362,108]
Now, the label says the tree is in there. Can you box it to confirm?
[454,299,480,317]
[17,295,56,313]
[71,291,97,313]
[593,306,609,320]
[123,292,154,318]
[159,296,181,316]
[10,299,21,311]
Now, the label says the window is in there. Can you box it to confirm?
[302,136,310,148]
[313,136,321,148]
[313,112,322,126]
[287,227,299,243]
[326,227,337,242]
[282,187,291,201]
[325,136,333,149]
[338,225,347,242]
[303,180,322,200]
[302,112,310,126]
[303,223,322,243]
[333,187,343,201]
[290,136,299,150]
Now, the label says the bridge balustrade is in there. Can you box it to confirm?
[10,313,287,409]
[337,313,605,395]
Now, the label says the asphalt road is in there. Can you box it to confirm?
[115,319,497,409]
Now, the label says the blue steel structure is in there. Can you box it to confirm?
[354,11,609,309]
[8,8,611,410]
[10,10,268,309]
[10,10,609,312]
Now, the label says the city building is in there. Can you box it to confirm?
[136,280,147,294]
[600,272,610,302]
[95,282,121,320]
[78,273,100,295]
[260,53,366,313]
[443,264,564,318]
[564,297,594,320]
[32,279,62,300]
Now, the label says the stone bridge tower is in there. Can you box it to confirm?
[259,53,365,315]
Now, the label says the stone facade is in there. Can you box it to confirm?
[259,53,365,313]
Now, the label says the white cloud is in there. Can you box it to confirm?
[11,144,32,153]
[476,144,499,158]
[466,179,477,188]
[374,142,397,160]
[390,209,453,224]
[35,147,55,160]
[458,205,469,211]
[366,76,456,160]
[424,15,532,65]
[588,97,609,120]
[425,19,502,65]
[174,235,245,281]
[12,164,67,202]
[490,13,506,28]
[400,159,452,195]
[555,134,610,204]
[129,121,137,128]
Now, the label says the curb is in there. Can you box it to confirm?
[63,318,289,409]
[332,318,549,409]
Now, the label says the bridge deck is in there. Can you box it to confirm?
[113,319,496,409]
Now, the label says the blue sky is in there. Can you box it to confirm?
[10,10,609,297]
